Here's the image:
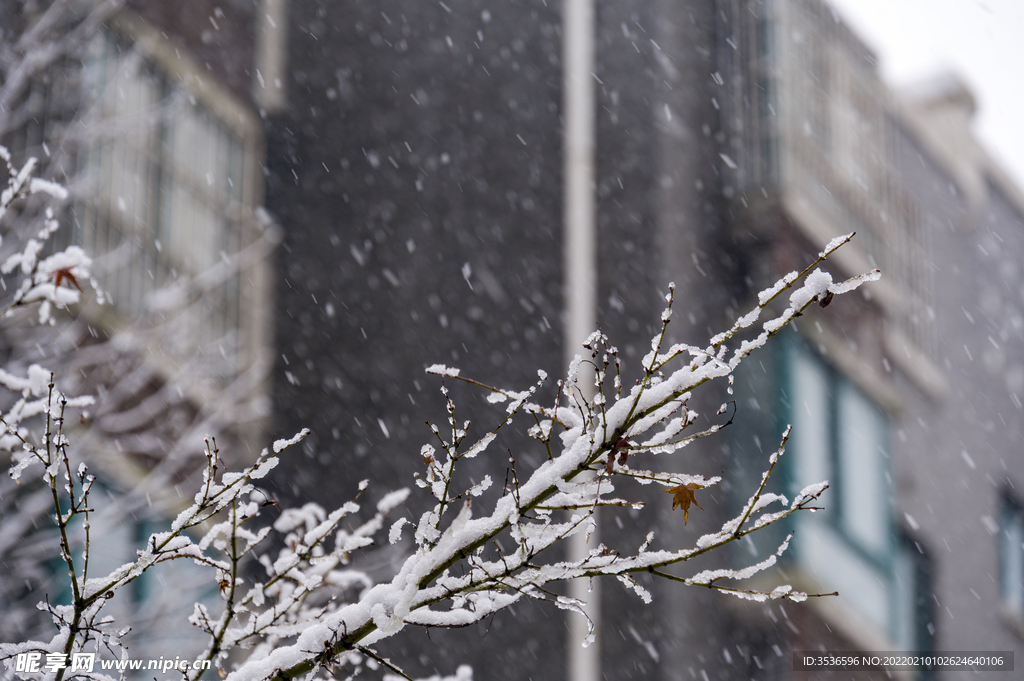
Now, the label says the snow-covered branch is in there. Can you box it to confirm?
[0,142,880,681]
[209,237,876,681]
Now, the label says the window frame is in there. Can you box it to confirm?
[999,491,1024,617]
[780,333,920,642]
[781,334,894,570]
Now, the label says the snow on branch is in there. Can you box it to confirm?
[0,146,104,327]
[217,239,870,681]
[1,200,873,680]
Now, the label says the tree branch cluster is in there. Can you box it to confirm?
[0,147,878,681]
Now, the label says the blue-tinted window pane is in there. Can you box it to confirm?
[790,345,832,497]
[837,380,890,556]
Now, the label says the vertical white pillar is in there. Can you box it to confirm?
[255,0,288,112]
[562,0,599,680]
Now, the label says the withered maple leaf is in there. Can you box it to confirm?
[52,267,82,291]
[664,482,705,525]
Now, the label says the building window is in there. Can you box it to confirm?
[787,337,891,560]
[732,0,937,363]
[784,337,920,643]
[835,377,890,557]
[893,532,935,653]
[74,27,268,389]
[1000,493,1024,616]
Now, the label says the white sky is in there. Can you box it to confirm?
[828,0,1024,188]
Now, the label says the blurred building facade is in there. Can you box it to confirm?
[3,0,1023,678]
[261,0,1024,679]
